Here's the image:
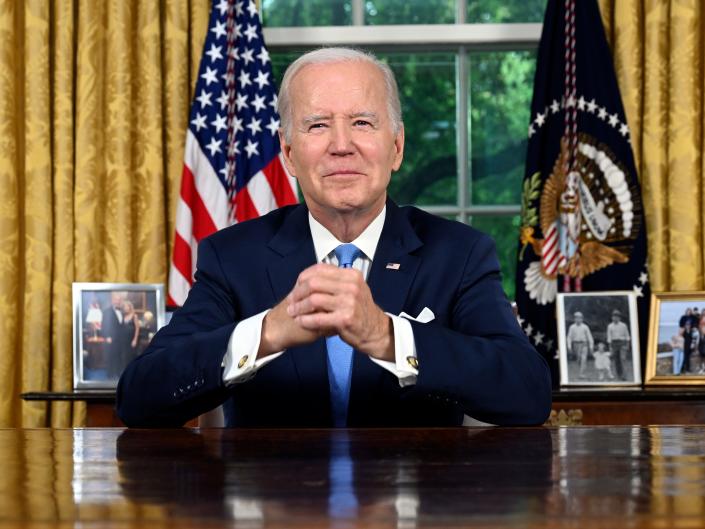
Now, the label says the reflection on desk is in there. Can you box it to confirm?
[0,427,705,527]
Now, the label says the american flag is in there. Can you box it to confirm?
[168,0,297,306]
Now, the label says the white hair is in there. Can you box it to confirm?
[277,47,403,142]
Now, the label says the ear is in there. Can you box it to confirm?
[391,124,404,172]
[278,129,297,177]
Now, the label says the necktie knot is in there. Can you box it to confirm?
[334,244,361,269]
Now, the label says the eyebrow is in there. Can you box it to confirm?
[300,111,380,126]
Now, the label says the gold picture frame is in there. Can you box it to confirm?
[645,292,705,385]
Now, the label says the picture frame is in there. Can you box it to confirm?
[73,282,166,390]
[645,292,705,385]
[556,291,641,387]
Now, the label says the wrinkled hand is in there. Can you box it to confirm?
[257,294,321,358]
[287,263,394,360]
[258,263,394,360]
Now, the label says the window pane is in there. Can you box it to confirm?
[270,50,303,86]
[380,52,457,206]
[468,215,519,300]
[262,0,351,27]
[365,0,455,25]
[468,50,536,206]
[467,0,547,23]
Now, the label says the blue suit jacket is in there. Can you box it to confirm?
[117,200,551,427]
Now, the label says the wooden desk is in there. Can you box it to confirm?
[23,389,705,427]
[1,427,705,528]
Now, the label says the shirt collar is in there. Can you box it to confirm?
[308,206,386,263]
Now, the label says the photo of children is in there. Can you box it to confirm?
[557,292,641,386]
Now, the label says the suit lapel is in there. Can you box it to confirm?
[349,201,423,423]
[366,200,423,316]
[266,205,331,423]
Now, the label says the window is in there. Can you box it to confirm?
[263,0,545,299]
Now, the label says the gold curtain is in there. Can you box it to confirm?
[0,0,210,427]
[598,0,705,292]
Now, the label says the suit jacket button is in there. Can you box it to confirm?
[238,355,249,369]
[406,356,418,369]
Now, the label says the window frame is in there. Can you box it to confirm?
[263,22,540,224]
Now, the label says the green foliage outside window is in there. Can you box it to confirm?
[262,0,352,26]
[264,0,547,299]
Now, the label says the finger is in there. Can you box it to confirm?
[290,273,358,303]
[294,310,355,334]
[296,263,363,285]
[295,263,340,282]
[288,291,339,317]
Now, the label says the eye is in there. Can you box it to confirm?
[307,123,327,132]
[353,119,372,127]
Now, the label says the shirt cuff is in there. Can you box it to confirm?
[368,313,418,387]
[222,309,284,386]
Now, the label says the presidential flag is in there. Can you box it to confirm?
[168,0,297,306]
[515,0,649,383]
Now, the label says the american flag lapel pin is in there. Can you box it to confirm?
[386,263,401,270]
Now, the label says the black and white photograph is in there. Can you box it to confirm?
[645,292,705,385]
[73,283,166,390]
[557,291,641,387]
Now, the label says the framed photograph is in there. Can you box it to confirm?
[645,292,705,385]
[557,291,641,387]
[73,283,166,390]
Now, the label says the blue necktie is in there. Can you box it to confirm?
[326,243,361,427]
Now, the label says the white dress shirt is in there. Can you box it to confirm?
[222,206,419,386]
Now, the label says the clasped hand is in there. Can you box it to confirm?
[258,263,394,361]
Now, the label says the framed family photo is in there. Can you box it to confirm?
[556,291,641,387]
[73,283,166,390]
[645,292,705,385]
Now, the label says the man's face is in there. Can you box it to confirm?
[279,60,404,218]
[111,293,122,307]
[575,314,583,324]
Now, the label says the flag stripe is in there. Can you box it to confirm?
[183,131,229,232]
[179,166,218,241]
[234,187,260,223]
[172,231,194,284]
[168,262,191,307]
[247,170,278,216]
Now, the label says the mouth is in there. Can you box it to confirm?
[324,169,364,177]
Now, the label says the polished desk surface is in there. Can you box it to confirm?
[1,427,705,528]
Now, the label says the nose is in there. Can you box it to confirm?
[328,121,354,156]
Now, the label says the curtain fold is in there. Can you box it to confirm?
[599,0,705,292]
[0,0,210,427]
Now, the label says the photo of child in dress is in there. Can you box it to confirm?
[593,342,615,381]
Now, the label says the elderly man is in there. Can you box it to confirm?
[117,48,551,428]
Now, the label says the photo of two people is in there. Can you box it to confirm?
[74,284,165,389]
